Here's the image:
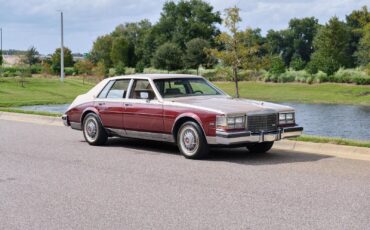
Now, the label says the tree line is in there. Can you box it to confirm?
[1,0,369,83]
[87,1,369,77]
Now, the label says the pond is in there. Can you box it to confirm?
[17,102,370,141]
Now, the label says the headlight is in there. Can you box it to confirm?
[217,115,245,130]
[279,112,295,124]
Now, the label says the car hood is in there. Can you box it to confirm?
[165,96,294,114]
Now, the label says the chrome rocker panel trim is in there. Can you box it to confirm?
[107,128,175,143]
[206,126,303,145]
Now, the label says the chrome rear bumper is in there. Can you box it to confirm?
[207,126,303,145]
[62,114,69,126]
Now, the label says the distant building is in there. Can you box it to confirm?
[3,55,22,66]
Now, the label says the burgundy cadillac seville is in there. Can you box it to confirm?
[62,74,303,159]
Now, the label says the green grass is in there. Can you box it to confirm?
[214,81,370,106]
[290,135,370,148]
[0,77,94,107]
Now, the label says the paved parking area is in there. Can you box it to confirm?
[1,119,370,229]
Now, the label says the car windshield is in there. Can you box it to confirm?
[154,78,224,98]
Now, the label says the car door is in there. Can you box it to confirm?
[123,79,164,134]
[94,79,131,130]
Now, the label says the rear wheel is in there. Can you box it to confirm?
[177,121,209,159]
[83,113,107,146]
[246,142,274,153]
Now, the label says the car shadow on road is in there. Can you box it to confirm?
[209,148,332,165]
[103,138,332,165]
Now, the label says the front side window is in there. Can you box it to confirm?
[154,78,223,98]
[106,79,130,99]
[129,79,156,100]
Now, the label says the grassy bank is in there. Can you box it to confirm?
[1,77,370,107]
[0,77,94,107]
[214,81,370,106]
[290,135,370,148]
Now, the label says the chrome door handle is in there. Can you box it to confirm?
[98,102,105,106]
[125,103,133,106]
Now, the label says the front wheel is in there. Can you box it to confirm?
[83,113,108,146]
[177,121,209,159]
[246,142,274,153]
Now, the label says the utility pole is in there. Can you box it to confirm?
[0,28,3,77]
[60,11,64,82]
[1,27,2,53]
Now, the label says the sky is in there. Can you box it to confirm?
[0,0,368,54]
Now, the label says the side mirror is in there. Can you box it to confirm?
[140,92,149,99]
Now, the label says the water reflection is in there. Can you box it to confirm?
[282,103,370,141]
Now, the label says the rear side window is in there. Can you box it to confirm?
[129,79,156,99]
[106,79,130,98]
[98,80,114,98]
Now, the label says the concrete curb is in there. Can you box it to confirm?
[0,111,63,127]
[274,140,370,161]
[1,111,369,161]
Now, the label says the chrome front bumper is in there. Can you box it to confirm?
[206,127,303,145]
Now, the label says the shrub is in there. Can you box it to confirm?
[270,56,286,74]
[125,68,135,75]
[290,55,306,70]
[306,76,314,84]
[64,67,76,76]
[277,72,295,83]
[135,61,145,73]
[108,68,116,77]
[93,61,107,78]
[115,62,126,75]
[314,71,328,83]
[30,65,42,74]
[353,76,370,85]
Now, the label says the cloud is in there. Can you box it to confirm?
[0,0,368,54]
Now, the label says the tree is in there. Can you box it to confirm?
[207,7,260,98]
[90,35,113,68]
[51,47,73,73]
[23,46,39,66]
[270,56,286,74]
[153,0,221,49]
[354,23,370,66]
[288,17,319,63]
[152,43,183,71]
[111,20,153,67]
[41,61,52,76]
[75,59,94,84]
[346,6,370,66]
[183,38,212,74]
[290,54,306,70]
[266,29,294,66]
[309,17,352,75]
[110,37,130,67]
[266,17,319,67]
[92,61,107,78]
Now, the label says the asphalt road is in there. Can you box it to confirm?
[1,120,370,230]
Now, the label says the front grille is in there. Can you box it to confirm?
[247,113,278,133]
